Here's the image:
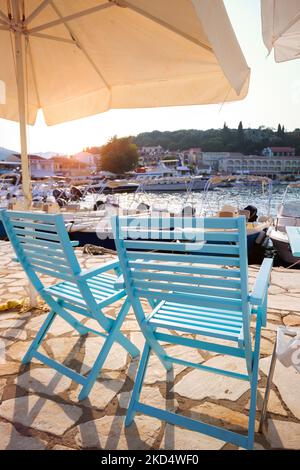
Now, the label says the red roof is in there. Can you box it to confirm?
[270,147,295,152]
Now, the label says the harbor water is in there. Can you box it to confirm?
[89,184,288,218]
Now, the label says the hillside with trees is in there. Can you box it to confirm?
[99,136,139,174]
[133,124,300,155]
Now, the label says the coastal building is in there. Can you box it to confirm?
[262,146,296,157]
[30,155,55,178]
[51,156,89,177]
[12,153,55,178]
[73,151,97,171]
[139,145,165,166]
[219,154,300,178]
[181,148,202,167]
[202,152,244,172]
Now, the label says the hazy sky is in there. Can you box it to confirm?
[0,0,299,154]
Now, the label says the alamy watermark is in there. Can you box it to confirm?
[95,208,206,249]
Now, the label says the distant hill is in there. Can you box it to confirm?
[34,151,63,159]
[0,146,16,160]
[133,126,300,155]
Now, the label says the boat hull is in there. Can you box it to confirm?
[269,229,300,266]
[140,180,208,192]
[70,225,267,263]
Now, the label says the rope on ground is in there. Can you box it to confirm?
[0,300,24,312]
[82,244,117,256]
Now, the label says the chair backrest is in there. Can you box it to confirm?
[0,210,81,292]
[114,215,252,352]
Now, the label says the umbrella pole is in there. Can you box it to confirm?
[13,4,32,208]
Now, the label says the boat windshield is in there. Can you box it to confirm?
[280,184,300,217]
[279,201,300,218]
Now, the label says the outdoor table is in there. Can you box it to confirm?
[286,226,300,257]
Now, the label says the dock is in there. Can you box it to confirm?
[0,240,299,450]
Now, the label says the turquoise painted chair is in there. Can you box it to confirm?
[113,215,273,449]
[0,210,139,400]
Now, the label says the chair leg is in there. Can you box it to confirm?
[78,331,118,400]
[100,298,139,358]
[247,318,262,450]
[78,300,139,400]
[125,343,151,427]
[259,342,277,433]
[22,310,57,364]
[115,331,140,358]
[55,302,90,336]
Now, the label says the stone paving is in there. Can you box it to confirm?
[0,240,299,450]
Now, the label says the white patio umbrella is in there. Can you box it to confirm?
[0,0,250,206]
[261,0,300,62]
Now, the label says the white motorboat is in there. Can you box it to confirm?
[132,161,209,192]
[269,182,300,266]
[0,173,22,204]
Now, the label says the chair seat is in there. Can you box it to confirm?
[147,301,244,342]
[46,272,125,306]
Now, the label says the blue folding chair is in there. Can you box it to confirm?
[113,215,273,450]
[0,210,139,400]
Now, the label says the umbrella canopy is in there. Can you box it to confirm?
[0,0,250,205]
[261,0,300,62]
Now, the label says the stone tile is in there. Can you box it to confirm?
[268,285,285,295]
[261,330,276,341]
[16,368,73,395]
[143,345,204,385]
[70,379,123,409]
[0,337,10,358]
[266,312,283,322]
[268,294,300,313]
[266,419,300,449]
[75,415,161,449]
[117,390,132,409]
[258,322,281,332]
[130,332,145,351]
[260,356,300,420]
[238,443,266,450]
[139,386,177,411]
[81,337,128,373]
[122,321,139,332]
[26,313,48,332]
[50,317,78,336]
[283,315,300,327]
[0,422,46,450]
[160,424,224,450]
[0,362,21,375]
[260,337,275,355]
[173,356,250,401]
[245,388,287,416]
[0,312,29,321]
[80,318,103,332]
[271,271,300,292]
[46,337,80,361]
[0,378,6,402]
[0,329,27,340]
[0,396,82,436]
[189,402,259,432]
[6,340,46,364]
[51,445,73,450]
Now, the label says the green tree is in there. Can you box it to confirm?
[101,136,139,174]
[277,124,282,136]
[237,121,245,152]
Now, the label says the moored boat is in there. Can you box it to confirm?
[268,182,300,267]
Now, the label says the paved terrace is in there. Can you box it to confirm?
[0,240,299,450]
